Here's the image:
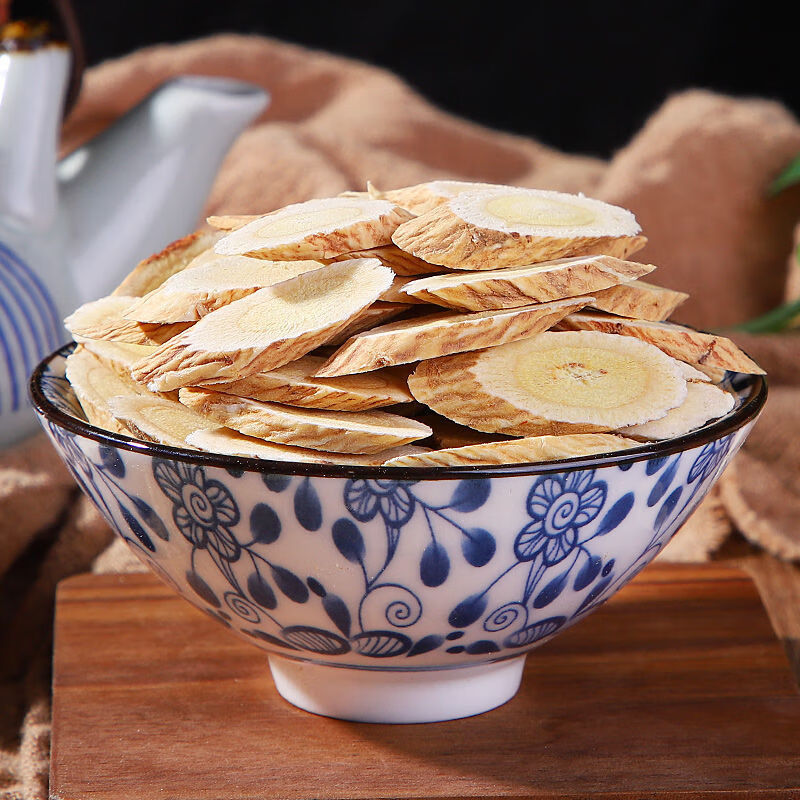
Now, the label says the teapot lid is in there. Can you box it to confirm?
[0,0,84,115]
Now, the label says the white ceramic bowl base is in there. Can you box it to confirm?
[269,654,526,723]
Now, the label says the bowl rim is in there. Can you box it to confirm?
[30,342,767,481]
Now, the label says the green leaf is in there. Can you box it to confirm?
[769,153,800,195]
[732,296,800,334]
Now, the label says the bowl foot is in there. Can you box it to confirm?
[268,655,526,723]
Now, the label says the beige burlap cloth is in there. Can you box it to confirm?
[1,34,799,799]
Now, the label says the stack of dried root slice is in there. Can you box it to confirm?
[62,184,764,468]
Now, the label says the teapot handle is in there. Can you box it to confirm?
[51,0,84,116]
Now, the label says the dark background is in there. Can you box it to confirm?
[23,0,800,158]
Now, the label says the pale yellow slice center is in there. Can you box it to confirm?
[138,405,199,439]
[258,206,364,239]
[515,346,646,409]
[484,195,596,228]
[87,366,129,399]
[233,267,353,337]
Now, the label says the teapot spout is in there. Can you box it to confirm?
[59,76,268,302]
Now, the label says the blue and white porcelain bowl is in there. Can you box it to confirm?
[31,344,766,723]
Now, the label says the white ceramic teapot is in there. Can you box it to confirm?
[0,29,268,448]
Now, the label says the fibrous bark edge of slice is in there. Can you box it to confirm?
[327,245,442,276]
[588,280,689,321]
[383,433,640,467]
[112,229,222,298]
[401,255,655,311]
[186,426,430,465]
[178,388,432,454]
[315,296,592,377]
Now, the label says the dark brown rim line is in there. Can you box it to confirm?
[30,344,768,481]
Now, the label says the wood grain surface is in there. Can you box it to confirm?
[50,564,800,800]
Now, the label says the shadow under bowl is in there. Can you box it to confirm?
[31,344,766,723]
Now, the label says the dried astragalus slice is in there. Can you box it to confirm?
[588,280,689,321]
[123,253,326,323]
[323,302,412,347]
[65,296,191,345]
[392,187,645,270]
[328,245,442,276]
[65,347,148,434]
[407,331,688,436]
[315,296,591,377]
[186,426,430,465]
[112,229,222,297]
[379,275,430,304]
[373,180,511,215]
[383,433,640,467]
[178,388,432,454]
[619,382,735,440]
[107,394,217,448]
[418,413,508,449]
[204,355,413,411]
[214,197,413,260]
[401,255,655,311]
[674,361,711,382]
[207,214,259,231]
[79,340,158,380]
[556,312,765,375]
[131,258,393,392]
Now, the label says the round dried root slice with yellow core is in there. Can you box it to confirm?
[214,197,414,260]
[178,388,432,455]
[408,331,688,436]
[107,394,217,449]
[328,245,442,276]
[65,348,148,434]
[203,355,413,411]
[186,427,430,465]
[65,296,192,345]
[620,382,735,441]
[401,255,655,311]
[123,253,326,323]
[392,187,645,270]
[112,229,222,298]
[315,296,591,377]
[383,433,640,467]
[588,280,689,321]
[131,258,394,392]
[556,312,766,375]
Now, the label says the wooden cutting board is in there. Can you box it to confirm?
[50,564,800,799]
